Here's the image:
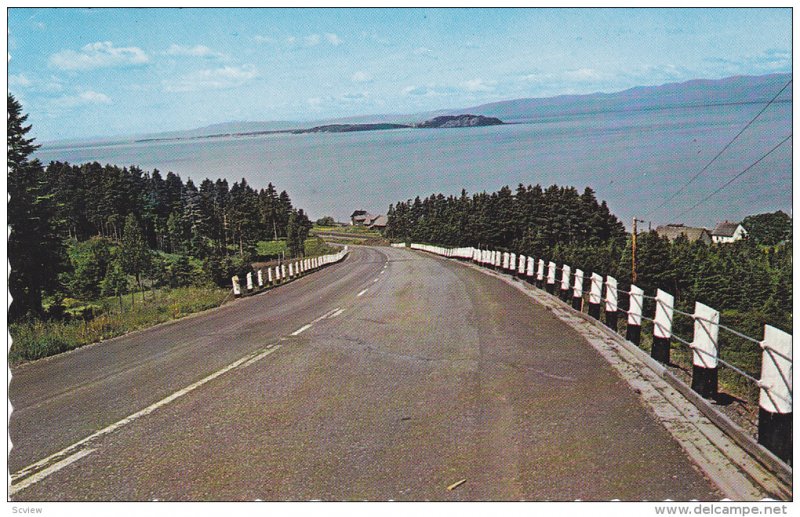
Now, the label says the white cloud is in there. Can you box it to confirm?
[462,78,496,92]
[324,33,342,46]
[49,41,149,70]
[165,44,226,59]
[288,33,343,48]
[563,68,601,82]
[351,71,373,83]
[403,85,438,97]
[253,35,274,44]
[304,34,321,47]
[9,73,31,87]
[164,65,258,92]
[52,90,112,108]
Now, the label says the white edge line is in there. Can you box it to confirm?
[10,345,282,492]
[291,324,313,336]
[10,448,97,496]
[357,288,368,297]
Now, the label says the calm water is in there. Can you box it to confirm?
[36,102,792,228]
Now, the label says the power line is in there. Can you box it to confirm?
[673,134,792,220]
[644,78,792,218]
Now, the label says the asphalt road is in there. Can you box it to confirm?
[9,246,721,501]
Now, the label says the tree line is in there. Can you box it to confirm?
[385,185,791,334]
[8,94,311,321]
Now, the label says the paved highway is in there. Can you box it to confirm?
[9,246,722,501]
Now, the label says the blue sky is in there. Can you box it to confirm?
[7,7,792,141]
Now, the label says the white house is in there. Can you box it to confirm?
[711,221,747,244]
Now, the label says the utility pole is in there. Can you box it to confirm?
[631,217,648,283]
[632,217,638,284]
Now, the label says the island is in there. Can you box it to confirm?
[291,123,411,134]
[414,114,505,128]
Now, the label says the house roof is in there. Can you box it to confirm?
[655,224,711,242]
[351,210,368,218]
[711,221,742,237]
[370,215,388,227]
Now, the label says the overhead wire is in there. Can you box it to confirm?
[644,79,792,219]
[673,134,792,219]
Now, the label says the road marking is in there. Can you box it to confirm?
[291,324,313,336]
[311,308,341,324]
[10,448,96,496]
[373,278,378,283]
[357,288,368,297]
[329,308,345,318]
[10,344,282,494]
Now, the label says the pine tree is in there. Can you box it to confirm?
[120,214,152,303]
[8,95,65,320]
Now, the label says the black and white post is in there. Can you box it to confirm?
[526,256,535,283]
[537,259,545,288]
[758,325,792,463]
[605,275,618,331]
[571,268,584,311]
[690,302,719,399]
[546,261,556,294]
[560,264,571,302]
[626,285,643,345]
[651,289,674,364]
[588,273,603,319]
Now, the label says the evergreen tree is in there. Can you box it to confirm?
[8,95,65,320]
[119,214,152,302]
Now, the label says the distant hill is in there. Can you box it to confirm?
[415,114,504,128]
[40,73,791,146]
[457,73,792,122]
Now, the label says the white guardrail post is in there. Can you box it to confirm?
[605,275,618,330]
[652,289,674,364]
[546,261,556,294]
[246,272,254,291]
[509,252,516,274]
[758,325,792,462]
[536,259,545,288]
[518,254,526,277]
[626,285,643,345]
[257,269,264,288]
[571,269,584,311]
[588,273,603,319]
[526,256,535,283]
[231,275,241,297]
[560,264,571,301]
[690,302,719,399]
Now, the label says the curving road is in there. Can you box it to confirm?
[9,246,722,501]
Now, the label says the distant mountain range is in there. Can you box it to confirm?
[462,73,792,122]
[41,73,791,146]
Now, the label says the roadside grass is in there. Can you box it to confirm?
[256,239,287,257]
[312,225,382,236]
[10,237,343,366]
[256,236,339,259]
[9,286,229,366]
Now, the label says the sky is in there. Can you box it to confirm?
[7,7,793,141]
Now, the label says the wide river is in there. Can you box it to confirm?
[36,102,791,228]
